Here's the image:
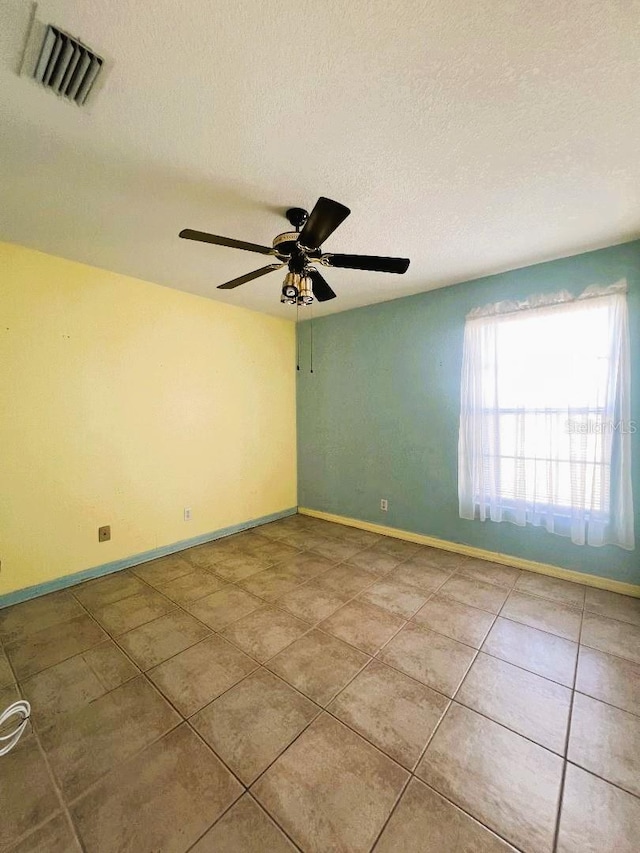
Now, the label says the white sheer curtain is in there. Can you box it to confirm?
[458,281,634,549]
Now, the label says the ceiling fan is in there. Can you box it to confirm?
[179,197,410,305]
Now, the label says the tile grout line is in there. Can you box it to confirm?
[561,758,640,800]
[168,537,448,671]
[61,537,383,722]
[414,575,521,844]
[209,569,636,659]
[5,530,634,730]
[51,657,262,819]
[401,632,537,853]
[427,587,627,776]
[61,584,636,812]
[386,576,538,853]
[63,575,640,829]
[5,561,637,852]
[67,562,384,848]
[294,565,486,840]
[223,553,597,674]
[157,530,455,843]
[56,595,197,794]
[404,685,453,773]
[184,666,313,779]
[3,812,80,853]
[70,586,279,733]
[246,703,415,852]
[267,553,469,665]
[247,792,307,853]
[3,516,639,851]
[317,645,595,781]
[57,592,294,846]
[368,771,415,852]
[184,788,306,853]
[371,613,534,853]
[551,603,585,853]
[10,531,633,731]
[61,715,185,808]
[2,641,87,853]
[226,696,324,790]
[104,551,637,702]
[0,527,601,666]
[1,645,88,853]
[393,776,530,853]
[33,731,88,853]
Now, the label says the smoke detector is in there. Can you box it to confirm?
[20,16,109,107]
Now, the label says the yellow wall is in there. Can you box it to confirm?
[0,243,297,596]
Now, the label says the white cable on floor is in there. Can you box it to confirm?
[0,700,31,756]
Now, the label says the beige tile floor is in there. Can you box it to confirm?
[1,514,639,852]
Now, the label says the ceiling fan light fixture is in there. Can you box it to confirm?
[281,272,300,304]
[298,274,314,305]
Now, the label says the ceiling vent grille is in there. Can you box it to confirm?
[33,25,103,106]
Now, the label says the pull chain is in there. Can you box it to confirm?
[310,302,314,374]
[296,301,300,371]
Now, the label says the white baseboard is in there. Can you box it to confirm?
[298,507,640,598]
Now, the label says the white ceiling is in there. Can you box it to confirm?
[0,0,638,318]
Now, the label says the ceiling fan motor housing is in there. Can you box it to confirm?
[272,231,300,259]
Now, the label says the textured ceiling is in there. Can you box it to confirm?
[0,0,638,317]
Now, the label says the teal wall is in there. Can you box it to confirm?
[297,240,640,585]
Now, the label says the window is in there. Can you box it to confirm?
[458,283,634,549]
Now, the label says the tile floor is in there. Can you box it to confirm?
[1,513,639,852]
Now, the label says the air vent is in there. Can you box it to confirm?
[33,25,103,105]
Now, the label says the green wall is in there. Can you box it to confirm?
[297,240,640,585]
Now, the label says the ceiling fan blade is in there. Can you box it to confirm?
[180,229,273,255]
[217,263,284,290]
[308,268,337,302]
[324,253,410,274]
[297,197,350,250]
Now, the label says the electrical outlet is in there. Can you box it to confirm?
[98,525,111,542]
[184,507,192,521]
[380,498,388,511]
